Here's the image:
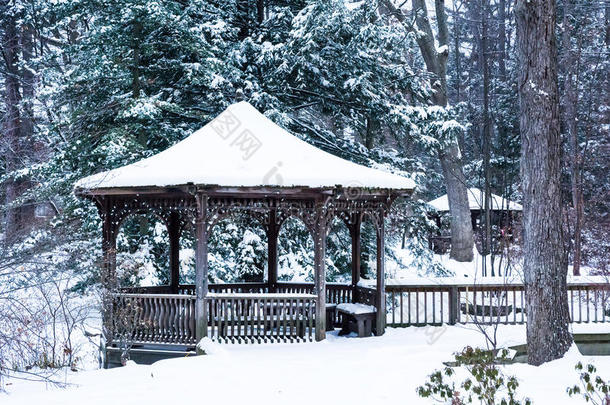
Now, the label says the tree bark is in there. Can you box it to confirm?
[256,0,264,24]
[2,7,23,241]
[515,0,573,365]
[561,0,583,276]
[381,0,474,262]
[480,0,492,270]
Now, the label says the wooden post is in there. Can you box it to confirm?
[448,286,459,325]
[99,197,117,351]
[168,212,181,294]
[195,194,209,345]
[101,199,117,285]
[375,213,386,336]
[314,206,327,341]
[350,214,362,289]
[267,210,279,293]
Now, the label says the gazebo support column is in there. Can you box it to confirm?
[266,210,279,293]
[195,195,209,344]
[314,209,327,341]
[167,212,181,294]
[349,214,362,288]
[375,214,386,336]
[98,197,118,344]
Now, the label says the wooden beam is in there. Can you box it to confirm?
[77,183,413,199]
[195,194,209,344]
[99,196,118,342]
[167,212,181,294]
[314,207,327,341]
[375,214,386,336]
[267,210,279,293]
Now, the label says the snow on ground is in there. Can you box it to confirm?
[3,323,609,404]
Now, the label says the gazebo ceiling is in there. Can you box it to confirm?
[428,187,523,212]
[75,102,414,197]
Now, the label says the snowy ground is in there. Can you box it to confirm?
[3,323,609,404]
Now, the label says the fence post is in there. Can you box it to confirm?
[448,287,459,325]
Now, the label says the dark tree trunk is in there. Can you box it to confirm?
[606,0,610,46]
[498,0,507,79]
[515,0,573,365]
[561,0,583,276]
[21,23,35,145]
[364,116,378,150]
[2,9,23,241]
[452,1,462,103]
[480,0,492,270]
[256,0,264,24]
[236,0,250,40]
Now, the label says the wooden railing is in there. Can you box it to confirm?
[176,282,353,306]
[110,293,196,346]
[120,285,174,294]
[275,282,313,294]
[112,280,609,347]
[176,282,269,296]
[386,281,610,327]
[206,293,316,343]
[274,282,354,304]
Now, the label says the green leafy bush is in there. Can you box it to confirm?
[416,346,531,405]
[567,362,609,405]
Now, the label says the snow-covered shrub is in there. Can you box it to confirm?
[278,217,314,282]
[236,229,267,282]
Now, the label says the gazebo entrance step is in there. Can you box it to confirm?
[105,345,195,368]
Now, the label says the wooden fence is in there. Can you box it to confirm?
[113,283,354,345]
[386,282,610,327]
[110,293,197,346]
[175,282,354,304]
[112,281,609,347]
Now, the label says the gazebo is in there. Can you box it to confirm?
[75,102,414,362]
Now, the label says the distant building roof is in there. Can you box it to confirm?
[428,188,522,212]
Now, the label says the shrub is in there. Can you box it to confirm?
[567,362,609,405]
[417,346,531,405]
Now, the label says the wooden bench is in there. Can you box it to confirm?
[336,303,376,337]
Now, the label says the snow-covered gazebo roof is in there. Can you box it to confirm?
[428,188,522,212]
[75,102,414,195]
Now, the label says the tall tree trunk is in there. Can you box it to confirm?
[452,1,465,153]
[515,0,573,365]
[256,0,264,24]
[236,0,250,40]
[498,0,507,79]
[561,0,583,276]
[452,1,462,103]
[2,7,23,241]
[382,0,474,262]
[480,0,492,273]
[21,23,35,145]
[605,0,610,46]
